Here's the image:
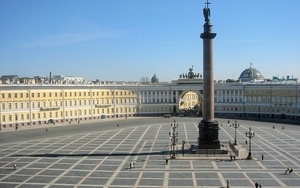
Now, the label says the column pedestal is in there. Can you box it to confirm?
[198,120,220,149]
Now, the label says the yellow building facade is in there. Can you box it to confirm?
[0,86,138,128]
[1,82,299,129]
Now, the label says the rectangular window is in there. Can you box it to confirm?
[8,103,12,110]
[2,102,5,110]
[14,93,17,98]
[8,93,11,98]
[20,93,23,98]
[1,94,4,98]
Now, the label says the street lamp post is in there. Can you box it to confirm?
[245,127,255,159]
[169,120,178,158]
[232,120,239,145]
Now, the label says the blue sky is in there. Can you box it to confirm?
[0,0,299,82]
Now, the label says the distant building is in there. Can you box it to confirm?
[151,74,159,84]
[19,77,36,84]
[238,65,264,83]
[0,75,19,84]
[52,75,85,84]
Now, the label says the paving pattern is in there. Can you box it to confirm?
[0,119,300,187]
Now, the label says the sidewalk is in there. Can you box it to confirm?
[0,116,147,132]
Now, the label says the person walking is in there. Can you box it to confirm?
[13,163,16,170]
[255,182,258,188]
[261,154,264,161]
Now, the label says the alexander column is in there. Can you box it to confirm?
[198,1,220,149]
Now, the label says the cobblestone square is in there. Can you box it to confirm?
[0,118,300,187]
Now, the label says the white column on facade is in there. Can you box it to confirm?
[175,91,179,104]
[138,91,141,104]
[150,91,153,103]
[216,90,219,102]
[146,91,149,104]
[167,91,169,103]
[233,90,236,103]
[141,91,143,103]
[163,91,165,103]
[242,90,244,103]
[171,91,174,103]
[158,91,161,103]
[220,90,223,102]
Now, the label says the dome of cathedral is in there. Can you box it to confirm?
[151,74,159,83]
[239,66,264,82]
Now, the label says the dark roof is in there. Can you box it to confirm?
[0,75,19,81]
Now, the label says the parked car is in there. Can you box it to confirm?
[164,114,171,118]
[101,115,106,119]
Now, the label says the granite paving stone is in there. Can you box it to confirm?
[1,118,300,187]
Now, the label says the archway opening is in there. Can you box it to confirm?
[179,91,203,117]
